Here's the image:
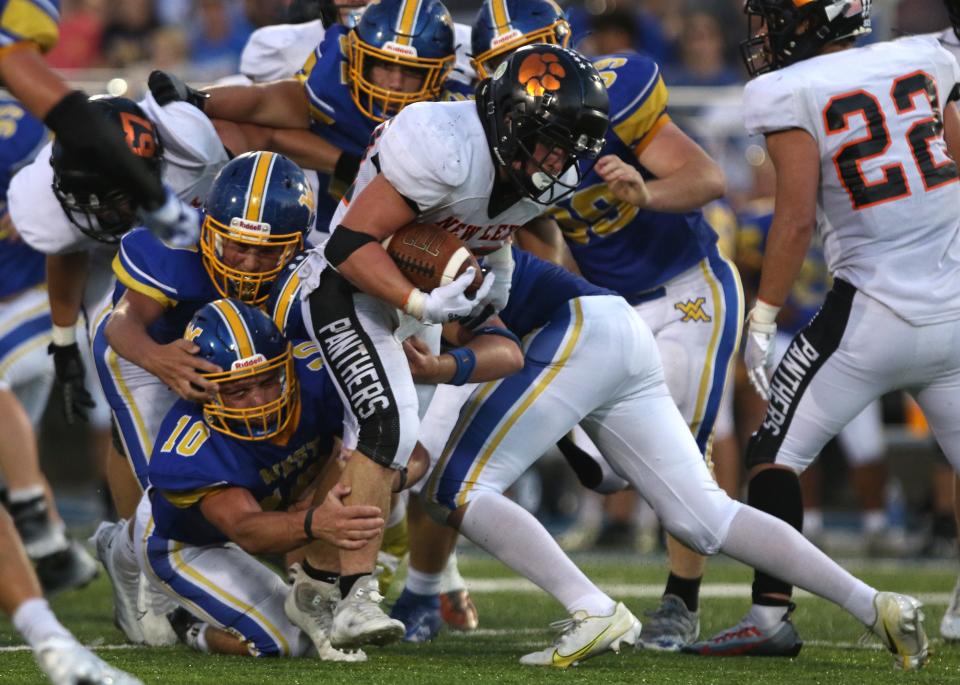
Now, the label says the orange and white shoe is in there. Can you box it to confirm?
[440,589,479,632]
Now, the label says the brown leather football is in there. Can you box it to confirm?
[383,223,483,296]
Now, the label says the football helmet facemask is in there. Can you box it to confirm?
[471,0,571,80]
[346,0,456,122]
[478,43,609,204]
[51,96,163,244]
[201,151,313,306]
[185,299,297,441]
[740,0,871,76]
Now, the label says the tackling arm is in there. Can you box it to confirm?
[199,483,384,555]
[203,79,311,131]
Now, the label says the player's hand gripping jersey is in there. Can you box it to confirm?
[744,35,960,325]
[0,0,59,55]
[547,53,720,296]
[148,352,344,547]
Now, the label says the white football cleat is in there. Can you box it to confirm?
[137,575,178,647]
[35,635,143,685]
[940,577,960,641]
[90,521,144,644]
[285,564,366,662]
[330,574,404,649]
[519,602,642,668]
[871,592,929,670]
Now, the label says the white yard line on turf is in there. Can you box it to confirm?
[0,644,139,652]
[465,578,952,605]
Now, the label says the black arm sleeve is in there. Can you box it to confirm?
[44,90,166,210]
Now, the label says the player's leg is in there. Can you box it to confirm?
[636,253,742,650]
[691,282,910,655]
[836,399,890,551]
[302,273,421,648]
[137,511,312,658]
[392,383,477,640]
[581,306,925,668]
[947,472,960,641]
[428,298,642,667]
[1,507,141,684]
[0,289,97,594]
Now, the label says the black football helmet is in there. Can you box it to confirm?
[740,0,871,76]
[947,0,960,41]
[287,0,368,27]
[51,96,163,244]
[477,43,608,204]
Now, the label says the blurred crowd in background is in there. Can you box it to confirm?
[36,0,960,561]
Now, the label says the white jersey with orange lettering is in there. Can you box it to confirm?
[744,35,960,325]
[328,99,576,255]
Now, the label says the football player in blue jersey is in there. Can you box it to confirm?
[417,245,927,669]
[470,0,739,651]
[0,0,198,246]
[88,152,314,646]
[135,298,383,660]
[151,0,459,237]
[0,98,141,685]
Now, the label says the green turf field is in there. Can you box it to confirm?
[2,554,960,684]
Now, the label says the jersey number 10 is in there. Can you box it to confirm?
[823,71,958,210]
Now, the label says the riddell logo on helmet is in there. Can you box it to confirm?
[492,29,523,48]
[383,41,418,58]
[230,217,271,235]
[231,354,267,371]
[519,52,566,97]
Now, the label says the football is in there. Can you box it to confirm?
[383,222,484,296]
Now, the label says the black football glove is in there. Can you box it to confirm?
[48,342,95,424]
[148,70,209,110]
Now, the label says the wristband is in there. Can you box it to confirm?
[750,299,781,325]
[447,346,477,386]
[403,288,426,321]
[303,506,318,541]
[392,466,408,493]
[50,324,77,347]
[473,325,521,347]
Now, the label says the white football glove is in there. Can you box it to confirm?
[139,187,200,248]
[481,243,514,312]
[405,268,495,324]
[35,635,144,685]
[744,300,780,401]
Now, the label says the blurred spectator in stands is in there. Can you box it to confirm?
[150,26,190,71]
[188,0,254,77]
[663,10,742,86]
[46,0,105,69]
[102,0,158,68]
[894,0,949,35]
[567,0,673,63]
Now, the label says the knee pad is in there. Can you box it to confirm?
[747,467,803,532]
[658,483,738,556]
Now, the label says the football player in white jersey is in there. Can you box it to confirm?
[935,0,960,643]
[289,44,607,649]
[686,0,956,661]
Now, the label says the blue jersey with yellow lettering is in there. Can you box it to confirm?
[0,99,46,298]
[737,199,829,335]
[500,247,612,338]
[149,353,344,546]
[548,54,720,298]
[0,0,59,54]
[112,228,218,345]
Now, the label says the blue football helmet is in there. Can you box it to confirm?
[347,0,456,121]
[471,0,570,80]
[201,151,314,305]
[185,298,296,441]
